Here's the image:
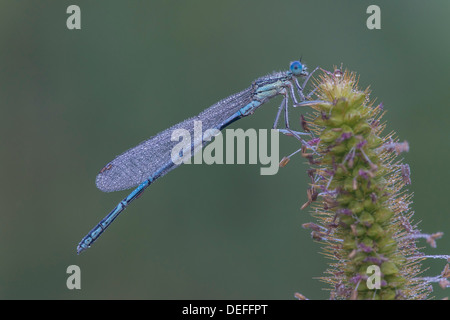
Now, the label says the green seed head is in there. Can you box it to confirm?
[298,68,442,300]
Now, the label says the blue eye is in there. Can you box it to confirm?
[290,61,304,76]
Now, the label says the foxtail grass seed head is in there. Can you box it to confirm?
[295,68,448,300]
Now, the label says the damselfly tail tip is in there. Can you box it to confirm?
[76,244,87,255]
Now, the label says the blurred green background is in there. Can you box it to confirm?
[0,0,448,299]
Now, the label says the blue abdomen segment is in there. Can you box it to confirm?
[77,163,170,254]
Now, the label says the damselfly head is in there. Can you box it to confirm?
[290,60,308,77]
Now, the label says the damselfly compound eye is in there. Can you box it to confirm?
[290,61,304,76]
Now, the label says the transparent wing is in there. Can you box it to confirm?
[95,87,253,192]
